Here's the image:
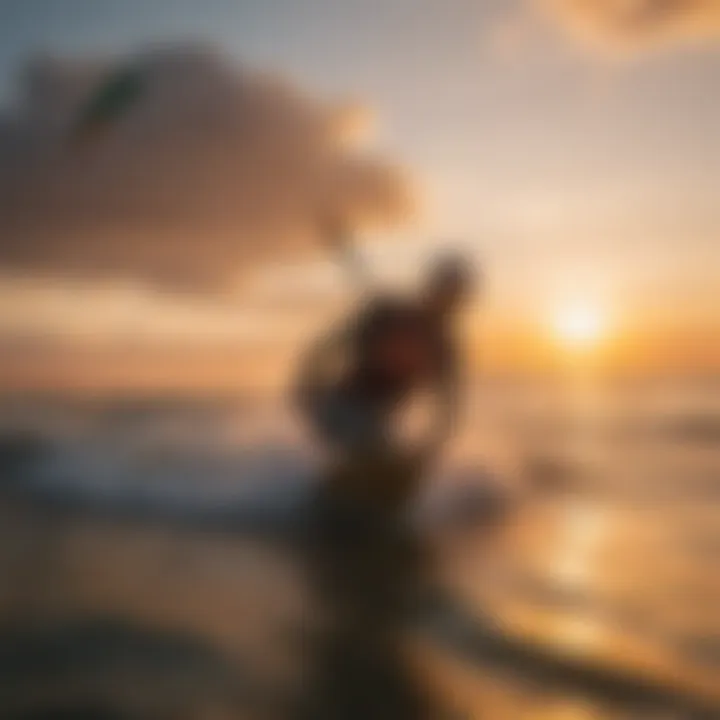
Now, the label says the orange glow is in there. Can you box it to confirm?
[552,304,607,351]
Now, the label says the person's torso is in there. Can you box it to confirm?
[338,296,451,407]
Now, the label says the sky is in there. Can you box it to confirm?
[0,0,718,390]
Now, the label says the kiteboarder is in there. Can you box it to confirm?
[294,242,478,510]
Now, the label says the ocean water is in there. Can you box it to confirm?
[0,377,717,719]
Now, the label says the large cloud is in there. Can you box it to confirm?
[0,46,415,292]
[538,0,720,52]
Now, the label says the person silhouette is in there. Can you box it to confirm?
[294,250,479,514]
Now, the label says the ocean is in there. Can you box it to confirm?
[0,377,717,719]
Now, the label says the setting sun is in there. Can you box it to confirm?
[553,305,606,350]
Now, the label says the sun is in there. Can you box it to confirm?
[553,305,605,349]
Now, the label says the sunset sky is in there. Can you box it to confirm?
[0,0,718,390]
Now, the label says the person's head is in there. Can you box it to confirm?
[423,252,478,316]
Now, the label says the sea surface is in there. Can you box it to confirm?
[0,377,718,719]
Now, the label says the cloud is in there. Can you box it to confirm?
[0,46,416,292]
[538,0,720,52]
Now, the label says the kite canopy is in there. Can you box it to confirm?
[72,64,146,143]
